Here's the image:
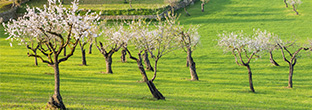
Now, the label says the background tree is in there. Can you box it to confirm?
[200,0,209,12]
[276,40,310,88]
[3,0,100,109]
[218,29,273,92]
[95,23,129,74]
[179,25,200,81]
[287,0,302,15]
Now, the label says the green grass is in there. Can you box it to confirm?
[1,0,312,109]
[0,1,13,12]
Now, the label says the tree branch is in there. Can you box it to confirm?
[27,53,52,65]
[59,39,80,63]
[232,48,244,66]
[277,43,290,64]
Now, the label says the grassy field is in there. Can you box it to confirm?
[0,1,13,12]
[1,0,312,109]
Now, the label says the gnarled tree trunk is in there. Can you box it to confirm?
[47,62,66,110]
[187,48,198,81]
[127,50,165,100]
[143,50,154,71]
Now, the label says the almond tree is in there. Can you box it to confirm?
[149,15,181,82]
[218,29,273,92]
[179,25,200,81]
[287,0,302,15]
[3,0,100,109]
[95,23,129,74]
[276,40,311,88]
[126,19,166,99]
[128,19,155,72]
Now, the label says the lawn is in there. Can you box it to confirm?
[1,0,312,109]
[0,1,13,13]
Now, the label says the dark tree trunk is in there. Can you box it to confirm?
[288,64,294,88]
[284,0,288,7]
[47,62,66,110]
[121,48,127,63]
[126,50,165,100]
[63,47,66,56]
[147,80,165,100]
[246,65,255,92]
[269,50,279,66]
[88,43,92,54]
[187,48,198,81]
[135,53,165,100]
[143,50,154,71]
[105,54,113,74]
[81,46,87,66]
[292,4,299,15]
[201,3,205,12]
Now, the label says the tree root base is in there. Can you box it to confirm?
[46,94,66,110]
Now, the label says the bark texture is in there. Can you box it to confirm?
[246,65,255,92]
[105,55,113,74]
[187,48,198,80]
[47,62,66,110]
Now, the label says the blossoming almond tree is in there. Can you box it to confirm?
[95,22,130,74]
[148,15,181,82]
[179,25,201,81]
[3,0,100,109]
[218,29,273,92]
[126,19,166,100]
